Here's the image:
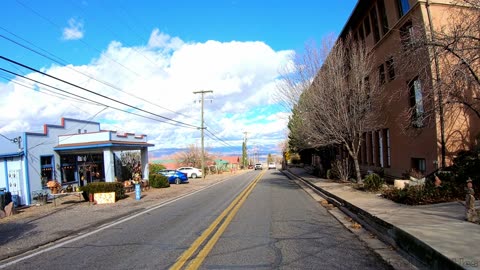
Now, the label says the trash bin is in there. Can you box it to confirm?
[12,194,20,208]
[4,191,12,207]
[0,189,5,210]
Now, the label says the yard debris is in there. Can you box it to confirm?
[350,222,362,229]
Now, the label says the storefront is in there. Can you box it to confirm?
[0,118,154,206]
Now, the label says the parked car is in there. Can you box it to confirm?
[177,167,202,178]
[254,163,262,170]
[157,170,189,184]
[247,164,254,169]
[268,162,276,170]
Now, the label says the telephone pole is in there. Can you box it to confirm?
[194,90,213,179]
[243,131,248,168]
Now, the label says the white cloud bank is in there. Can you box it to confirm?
[62,18,84,40]
[0,29,293,156]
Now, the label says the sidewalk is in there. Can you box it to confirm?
[0,171,245,262]
[287,167,480,270]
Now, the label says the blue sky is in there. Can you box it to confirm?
[0,0,357,158]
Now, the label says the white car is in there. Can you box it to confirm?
[268,163,276,170]
[177,167,202,178]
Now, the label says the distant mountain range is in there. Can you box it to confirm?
[149,145,281,160]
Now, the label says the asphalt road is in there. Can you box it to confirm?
[2,170,391,270]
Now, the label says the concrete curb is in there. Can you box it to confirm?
[283,169,464,270]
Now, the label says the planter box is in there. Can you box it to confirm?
[394,179,410,189]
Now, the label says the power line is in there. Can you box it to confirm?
[0,67,197,129]
[0,73,98,107]
[205,128,234,147]
[15,0,141,78]
[0,30,196,120]
[0,56,199,129]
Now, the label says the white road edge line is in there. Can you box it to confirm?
[0,178,231,269]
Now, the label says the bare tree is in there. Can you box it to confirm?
[280,35,382,183]
[392,0,480,166]
[432,0,480,109]
[174,144,213,169]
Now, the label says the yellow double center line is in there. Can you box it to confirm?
[170,170,266,270]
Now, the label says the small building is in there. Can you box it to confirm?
[0,118,154,206]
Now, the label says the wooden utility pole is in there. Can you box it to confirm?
[193,90,213,179]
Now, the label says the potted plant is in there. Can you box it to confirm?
[46,180,61,194]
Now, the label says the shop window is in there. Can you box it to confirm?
[61,155,77,183]
[40,155,54,187]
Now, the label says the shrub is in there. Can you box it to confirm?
[382,180,465,205]
[331,158,351,181]
[149,173,170,188]
[363,173,384,191]
[149,163,166,174]
[80,182,125,200]
[326,169,333,179]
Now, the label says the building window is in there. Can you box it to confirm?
[40,155,54,187]
[412,158,426,174]
[409,77,425,128]
[60,155,77,183]
[378,0,389,35]
[397,0,411,17]
[370,132,375,165]
[400,21,414,48]
[378,64,386,85]
[378,130,384,167]
[384,129,391,167]
[359,24,365,41]
[370,6,381,43]
[364,15,371,37]
[386,57,395,81]
[362,132,368,165]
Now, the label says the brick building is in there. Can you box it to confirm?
[334,0,479,179]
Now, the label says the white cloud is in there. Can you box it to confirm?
[0,30,294,155]
[62,18,84,40]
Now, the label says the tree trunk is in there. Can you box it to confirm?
[352,156,362,183]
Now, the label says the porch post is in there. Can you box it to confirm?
[141,147,149,180]
[103,149,115,182]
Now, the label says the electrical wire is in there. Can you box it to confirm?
[15,0,142,78]
[0,29,197,120]
[0,67,197,130]
[0,56,199,129]
[205,128,234,147]
[0,133,16,142]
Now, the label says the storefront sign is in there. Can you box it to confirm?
[94,192,115,204]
